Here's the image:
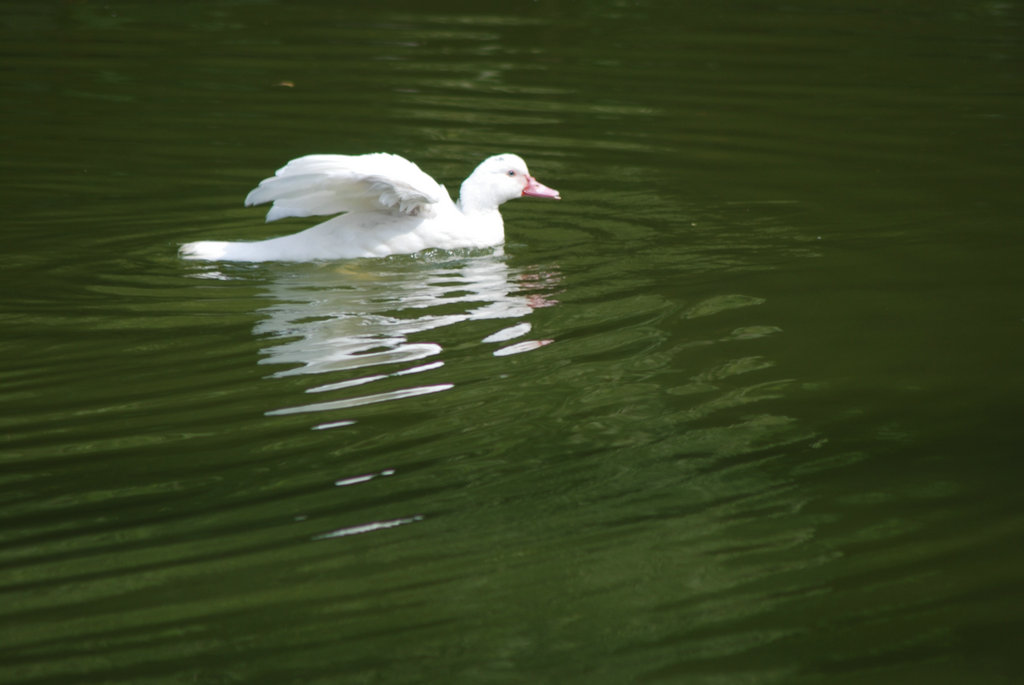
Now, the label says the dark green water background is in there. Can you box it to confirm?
[2,1,1022,683]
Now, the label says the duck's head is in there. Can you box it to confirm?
[458,154,560,213]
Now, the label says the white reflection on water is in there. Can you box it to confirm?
[313,514,425,540]
[243,253,558,422]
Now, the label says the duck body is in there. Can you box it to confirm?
[180,153,559,262]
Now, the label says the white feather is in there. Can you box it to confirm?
[245,153,445,220]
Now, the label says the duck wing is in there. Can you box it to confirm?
[244,153,448,222]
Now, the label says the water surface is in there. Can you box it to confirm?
[1,2,1022,684]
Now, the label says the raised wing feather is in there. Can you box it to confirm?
[244,153,448,222]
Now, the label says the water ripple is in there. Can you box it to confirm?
[247,255,561,424]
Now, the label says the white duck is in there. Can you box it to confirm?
[180,152,560,262]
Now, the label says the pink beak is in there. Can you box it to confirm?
[522,175,561,200]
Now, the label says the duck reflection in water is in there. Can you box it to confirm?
[234,253,560,421]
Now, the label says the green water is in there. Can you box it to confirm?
[2,2,1022,683]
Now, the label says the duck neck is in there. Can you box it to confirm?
[457,178,501,215]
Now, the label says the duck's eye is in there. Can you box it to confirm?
[507,170,516,177]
